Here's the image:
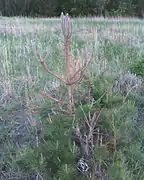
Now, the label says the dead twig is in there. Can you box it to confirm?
[39,54,67,84]
[36,90,64,105]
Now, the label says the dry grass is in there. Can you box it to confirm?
[0,16,143,105]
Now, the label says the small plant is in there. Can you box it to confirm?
[33,12,93,116]
[130,59,144,77]
[14,114,77,179]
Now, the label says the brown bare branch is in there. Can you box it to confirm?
[64,37,74,115]
[37,90,64,105]
[39,55,67,84]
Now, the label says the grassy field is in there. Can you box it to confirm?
[0,16,144,179]
[0,17,143,102]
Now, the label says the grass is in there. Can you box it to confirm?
[0,16,144,179]
[0,17,143,101]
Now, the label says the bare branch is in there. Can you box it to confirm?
[36,90,64,105]
[39,55,67,84]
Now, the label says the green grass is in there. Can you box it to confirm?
[0,17,144,179]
